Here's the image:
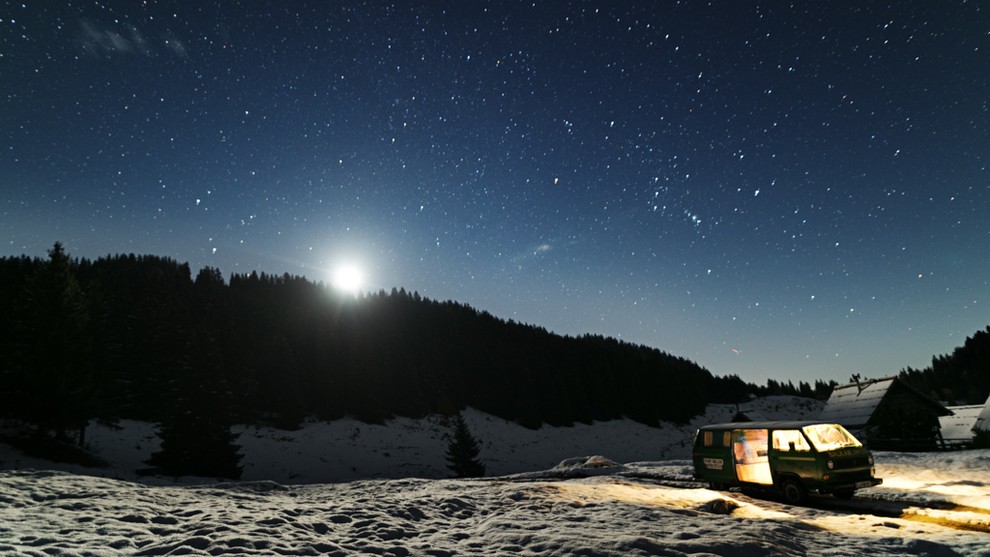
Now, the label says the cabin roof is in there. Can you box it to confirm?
[939,405,984,440]
[818,377,894,428]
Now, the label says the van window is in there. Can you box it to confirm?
[732,429,769,464]
[772,429,811,452]
[723,431,732,447]
[703,431,713,447]
[803,423,861,452]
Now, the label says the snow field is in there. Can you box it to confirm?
[2,396,989,556]
[3,461,989,556]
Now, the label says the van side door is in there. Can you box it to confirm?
[694,429,736,486]
[769,429,817,484]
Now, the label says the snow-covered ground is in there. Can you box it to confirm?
[2,396,989,556]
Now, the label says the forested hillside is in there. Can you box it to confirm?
[899,327,990,405]
[1,244,764,446]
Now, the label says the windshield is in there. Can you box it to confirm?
[802,424,862,452]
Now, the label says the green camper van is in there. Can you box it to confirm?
[692,421,881,504]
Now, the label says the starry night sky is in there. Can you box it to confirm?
[3,1,989,385]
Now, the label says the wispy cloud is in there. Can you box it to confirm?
[163,31,189,58]
[77,19,188,59]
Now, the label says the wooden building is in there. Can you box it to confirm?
[819,376,951,450]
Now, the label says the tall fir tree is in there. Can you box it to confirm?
[18,242,98,445]
[145,328,242,479]
[445,413,486,478]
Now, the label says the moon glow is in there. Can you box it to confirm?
[332,264,364,294]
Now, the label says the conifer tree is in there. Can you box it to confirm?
[445,413,486,478]
[18,242,98,445]
[146,329,242,479]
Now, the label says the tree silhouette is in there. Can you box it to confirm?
[145,328,242,479]
[445,413,486,478]
[899,326,990,405]
[0,245,854,437]
[17,242,99,445]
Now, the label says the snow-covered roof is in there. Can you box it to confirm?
[973,394,990,433]
[939,405,984,441]
[818,377,894,428]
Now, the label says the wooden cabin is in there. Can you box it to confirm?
[819,376,951,450]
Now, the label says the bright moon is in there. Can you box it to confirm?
[332,264,364,294]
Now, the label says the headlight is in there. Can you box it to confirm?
[827,460,834,470]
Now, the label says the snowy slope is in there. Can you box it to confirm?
[1,395,825,484]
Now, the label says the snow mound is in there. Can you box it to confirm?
[552,455,625,475]
[698,498,741,514]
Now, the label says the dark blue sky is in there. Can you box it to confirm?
[3,1,988,384]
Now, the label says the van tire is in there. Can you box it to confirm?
[781,478,807,505]
[708,481,725,490]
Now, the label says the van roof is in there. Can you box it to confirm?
[696,420,837,431]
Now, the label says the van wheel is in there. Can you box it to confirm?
[833,489,855,499]
[708,481,724,490]
[781,478,807,505]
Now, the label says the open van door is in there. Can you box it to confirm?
[732,428,773,485]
